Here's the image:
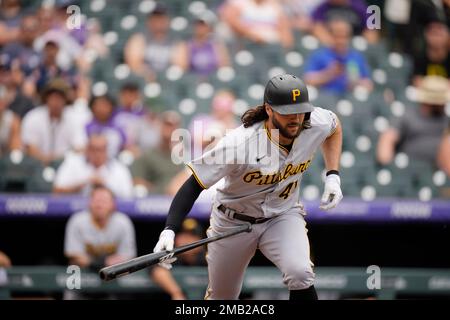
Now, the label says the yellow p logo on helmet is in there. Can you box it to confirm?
[292,89,301,102]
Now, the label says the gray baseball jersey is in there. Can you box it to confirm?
[187,106,338,299]
[188,106,337,217]
[64,211,137,260]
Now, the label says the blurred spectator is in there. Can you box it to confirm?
[149,266,187,300]
[1,14,41,80]
[174,218,207,266]
[86,95,126,158]
[112,83,158,155]
[173,12,230,76]
[53,134,133,198]
[0,85,21,157]
[168,93,230,196]
[131,111,183,195]
[188,90,237,158]
[377,75,450,166]
[0,0,22,45]
[0,54,35,118]
[282,0,326,33]
[34,4,83,72]
[82,18,110,60]
[64,185,136,270]
[304,18,372,95]
[21,79,86,165]
[413,22,449,86]
[0,250,11,298]
[221,0,294,48]
[63,184,185,300]
[0,251,11,268]
[311,0,379,45]
[0,0,23,28]
[125,3,175,81]
[384,0,449,55]
[438,123,450,177]
[24,40,79,98]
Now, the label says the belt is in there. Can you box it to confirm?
[217,204,272,224]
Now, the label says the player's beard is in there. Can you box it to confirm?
[271,116,301,140]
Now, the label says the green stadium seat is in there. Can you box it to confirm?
[0,154,44,193]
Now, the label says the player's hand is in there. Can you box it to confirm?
[320,174,343,210]
[153,229,177,270]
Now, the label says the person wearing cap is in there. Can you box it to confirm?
[21,78,87,165]
[173,218,207,266]
[153,74,343,300]
[377,75,450,166]
[125,2,175,81]
[173,11,230,76]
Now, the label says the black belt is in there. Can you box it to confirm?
[217,204,272,224]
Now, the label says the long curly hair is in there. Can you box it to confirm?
[241,105,312,129]
[241,105,268,128]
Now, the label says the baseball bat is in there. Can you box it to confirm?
[99,223,252,281]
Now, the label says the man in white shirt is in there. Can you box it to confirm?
[21,79,87,165]
[53,134,134,198]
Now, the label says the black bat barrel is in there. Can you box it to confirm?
[99,223,251,281]
[99,251,169,281]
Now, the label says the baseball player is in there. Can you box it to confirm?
[153,74,343,300]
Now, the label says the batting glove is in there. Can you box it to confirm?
[320,174,343,210]
[153,229,177,270]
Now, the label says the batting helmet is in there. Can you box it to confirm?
[264,74,314,115]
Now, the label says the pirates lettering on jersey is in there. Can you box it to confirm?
[243,159,311,185]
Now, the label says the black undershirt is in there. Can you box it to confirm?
[281,141,294,152]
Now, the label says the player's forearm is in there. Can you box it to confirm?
[53,183,85,194]
[321,121,342,171]
[165,175,204,233]
[437,133,450,176]
[68,254,91,268]
[376,129,399,165]
[150,266,186,300]
[304,71,335,87]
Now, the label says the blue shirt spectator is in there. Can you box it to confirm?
[304,46,370,94]
[304,18,372,95]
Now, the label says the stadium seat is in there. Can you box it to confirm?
[0,154,44,193]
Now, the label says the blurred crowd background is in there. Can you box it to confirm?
[0,0,449,200]
[0,0,450,300]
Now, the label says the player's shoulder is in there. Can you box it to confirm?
[310,106,337,126]
[68,210,91,225]
[220,122,263,148]
[110,211,134,227]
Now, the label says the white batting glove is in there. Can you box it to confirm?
[320,174,343,211]
[153,229,177,270]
